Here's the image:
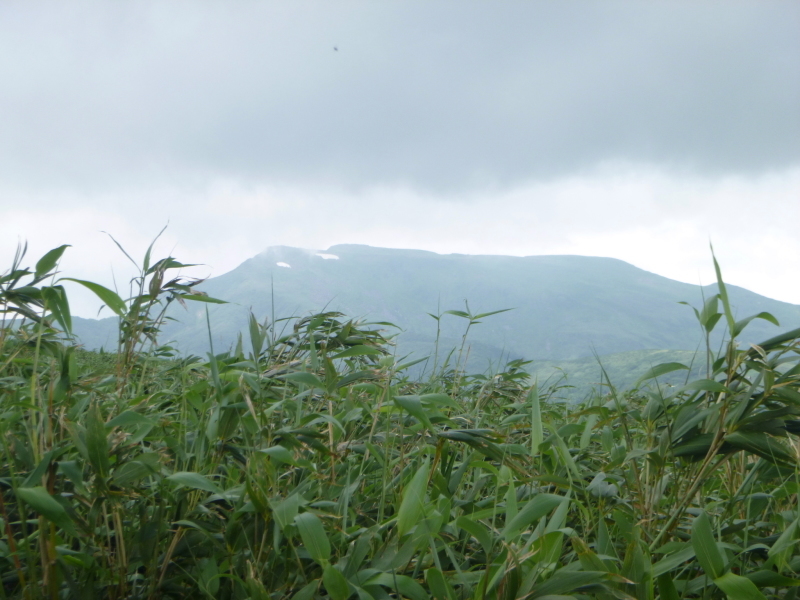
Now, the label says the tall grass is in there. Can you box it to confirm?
[0,242,799,599]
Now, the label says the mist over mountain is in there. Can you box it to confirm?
[73,244,800,368]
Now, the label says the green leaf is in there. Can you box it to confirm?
[323,565,351,600]
[260,445,297,466]
[698,294,720,332]
[713,572,768,600]
[23,449,65,489]
[282,371,325,389]
[579,414,598,450]
[456,516,493,556]
[270,494,302,529]
[503,493,565,540]
[141,229,163,273]
[111,453,160,487]
[692,511,725,580]
[426,567,456,600]
[246,575,270,600]
[505,473,518,523]
[529,570,611,597]
[724,431,796,466]
[529,384,543,455]
[711,246,736,337]
[733,312,779,337]
[746,570,800,588]
[86,404,110,479]
[394,395,433,429]
[58,461,87,496]
[573,536,611,572]
[766,516,799,571]
[636,362,690,386]
[473,308,513,319]
[443,310,470,319]
[678,379,730,394]
[364,573,429,600]
[672,433,715,458]
[652,545,696,577]
[61,278,127,317]
[396,356,429,372]
[178,293,227,304]
[531,531,566,568]
[291,580,319,600]
[703,312,723,334]
[621,535,652,600]
[545,492,571,532]
[397,460,430,537]
[295,512,331,565]
[35,245,69,279]
[752,326,800,354]
[248,312,265,359]
[166,471,222,494]
[335,370,379,390]
[42,285,72,334]
[16,486,76,535]
[657,573,681,600]
[420,393,459,409]
[550,429,581,480]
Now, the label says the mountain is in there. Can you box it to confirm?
[73,244,800,369]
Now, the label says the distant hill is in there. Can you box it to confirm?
[530,349,708,401]
[72,244,800,371]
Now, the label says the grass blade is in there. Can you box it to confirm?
[295,512,331,565]
[397,460,430,537]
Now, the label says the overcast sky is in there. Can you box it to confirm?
[2,1,799,316]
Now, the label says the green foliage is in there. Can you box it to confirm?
[1,241,800,599]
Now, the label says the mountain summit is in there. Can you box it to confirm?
[74,244,800,364]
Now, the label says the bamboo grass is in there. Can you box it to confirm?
[0,241,798,599]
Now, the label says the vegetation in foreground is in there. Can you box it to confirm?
[1,241,799,600]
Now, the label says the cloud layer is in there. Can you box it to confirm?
[2,2,798,318]
[1,2,798,193]
[3,163,799,316]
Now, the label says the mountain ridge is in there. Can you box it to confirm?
[72,244,800,367]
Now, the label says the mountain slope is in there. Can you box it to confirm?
[73,244,800,365]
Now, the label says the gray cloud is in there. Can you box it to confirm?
[1,1,797,196]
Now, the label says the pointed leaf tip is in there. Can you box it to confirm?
[35,245,69,279]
